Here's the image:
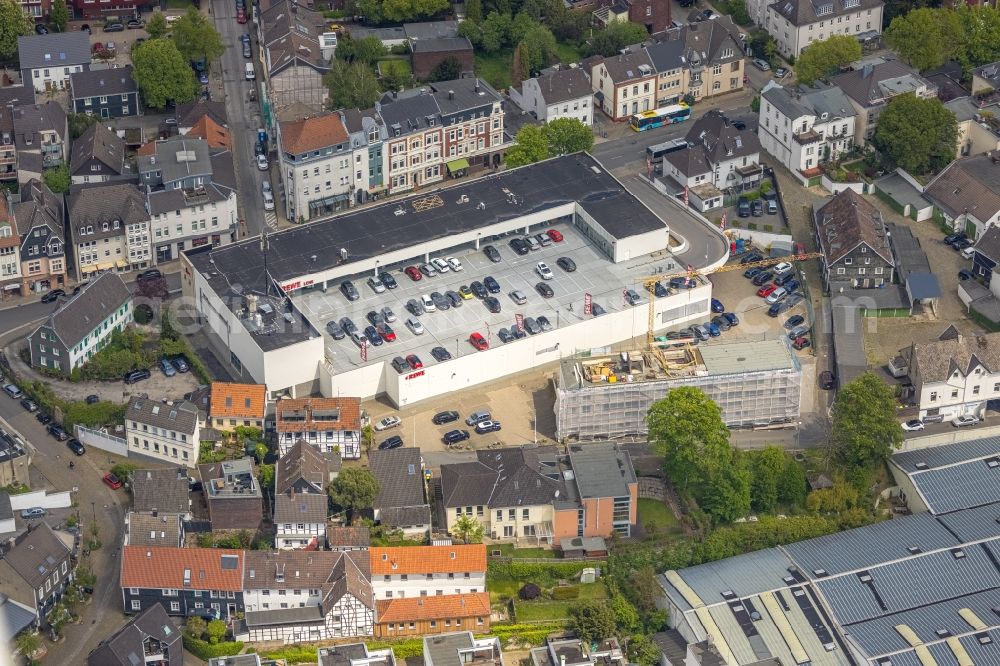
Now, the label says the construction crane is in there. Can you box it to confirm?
[637,252,825,347]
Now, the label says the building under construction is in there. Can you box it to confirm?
[554,338,802,440]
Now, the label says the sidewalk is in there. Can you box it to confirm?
[592,88,754,144]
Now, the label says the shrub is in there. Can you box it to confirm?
[551,585,580,600]
[62,400,126,433]
[518,583,541,600]
[488,560,591,583]
[390,43,410,55]
[182,636,243,660]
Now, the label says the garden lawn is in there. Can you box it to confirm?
[638,497,682,534]
[554,42,586,65]
[475,53,513,90]
[378,58,411,78]
[493,544,557,558]
[513,600,574,622]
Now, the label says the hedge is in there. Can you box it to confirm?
[15,378,125,432]
[487,560,592,582]
[550,585,580,600]
[181,636,244,660]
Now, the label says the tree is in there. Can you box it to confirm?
[515,22,558,80]
[518,583,541,600]
[145,11,168,39]
[452,513,485,543]
[111,462,137,483]
[133,39,198,109]
[794,34,861,85]
[259,463,275,491]
[777,456,808,506]
[960,5,1000,68]
[254,442,268,464]
[185,616,207,639]
[543,117,594,155]
[873,93,958,175]
[0,0,34,60]
[748,446,787,512]
[698,452,752,522]
[480,11,513,53]
[885,8,963,72]
[328,467,380,523]
[171,7,225,63]
[627,634,662,666]
[380,60,408,92]
[68,113,98,140]
[727,0,750,26]
[570,600,617,644]
[324,60,383,110]
[465,0,483,22]
[205,619,227,644]
[831,371,904,468]
[506,124,550,167]
[748,30,776,64]
[647,387,730,492]
[50,0,68,32]
[429,55,464,82]
[338,34,388,64]
[16,631,40,661]
[609,593,639,633]
[588,20,650,57]
[42,164,70,194]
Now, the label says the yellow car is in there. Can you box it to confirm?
[458,285,474,300]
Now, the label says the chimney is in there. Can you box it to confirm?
[475,79,480,93]
[448,90,455,100]
[392,90,398,99]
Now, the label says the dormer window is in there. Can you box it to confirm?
[102,222,109,232]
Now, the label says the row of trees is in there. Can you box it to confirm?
[885,5,1000,74]
[506,118,594,167]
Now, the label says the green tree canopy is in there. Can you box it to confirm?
[0,0,34,59]
[185,616,207,639]
[43,164,70,194]
[794,34,861,85]
[452,513,485,543]
[358,0,449,24]
[338,34,388,64]
[959,5,1000,68]
[328,467,380,523]
[324,60,383,110]
[588,20,650,57]
[68,113,98,140]
[133,38,198,109]
[727,0,750,25]
[748,446,787,512]
[145,12,168,39]
[777,456,808,506]
[831,371,904,468]
[506,124,549,167]
[205,619,227,644]
[50,0,68,32]
[544,117,594,155]
[748,30,777,65]
[429,55,464,82]
[514,22,558,80]
[885,8,964,72]
[873,93,958,175]
[647,386,731,491]
[570,600,617,643]
[465,0,483,21]
[171,7,225,63]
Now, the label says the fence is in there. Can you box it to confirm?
[75,425,128,457]
[897,424,1000,452]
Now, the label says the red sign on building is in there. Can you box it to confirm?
[360,339,368,362]
[515,313,524,332]
[584,293,592,315]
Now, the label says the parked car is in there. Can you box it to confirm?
[711,315,730,331]
[375,416,401,431]
[377,324,396,342]
[753,57,771,71]
[379,272,398,289]
[624,289,642,306]
[483,297,501,313]
[784,315,805,329]
[433,410,459,425]
[21,507,45,519]
[378,435,404,450]
[536,282,554,298]
[243,41,252,58]
[556,257,577,272]
[509,290,527,305]
[509,238,530,255]
[737,197,751,217]
[367,276,386,294]
[547,229,564,243]
[326,320,345,339]
[340,280,359,301]
[405,354,423,369]
[124,369,150,384]
[792,336,811,350]
[446,256,463,271]
[757,284,778,298]
[498,328,514,343]
[819,370,836,390]
[751,271,774,286]
[475,420,502,434]
[406,317,424,335]
[952,415,980,427]
[160,358,177,377]
[3,384,23,398]
[523,317,542,335]
[363,326,383,346]
[256,154,269,170]
[404,266,422,281]
[722,312,739,326]
[469,332,489,351]
[710,298,725,313]
[774,67,788,78]
[482,245,501,263]
[20,399,38,413]
[740,252,763,264]
[470,281,488,299]
[420,263,437,277]
[41,289,65,303]
[103,22,125,32]
[484,276,501,293]
[536,262,554,280]
[430,346,452,361]
[103,473,123,489]
[36,412,52,425]
[458,285,474,299]
[959,269,975,281]
[901,419,925,432]
[751,199,764,217]
[944,232,967,245]
[391,356,410,373]
[430,257,451,273]
[744,267,762,279]
[430,292,450,310]
[443,429,471,445]
[67,438,86,455]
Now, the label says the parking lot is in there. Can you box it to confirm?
[292,222,676,373]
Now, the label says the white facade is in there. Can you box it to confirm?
[280,145,356,223]
[513,78,593,125]
[371,571,486,600]
[913,370,999,422]
[243,588,373,643]
[53,299,132,372]
[125,413,200,468]
[275,516,327,549]
[758,85,856,175]
[74,220,152,277]
[149,192,237,263]
[28,63,85,93]
[275,430,361,459]
[765,2,884,58]
[446,503,553,541]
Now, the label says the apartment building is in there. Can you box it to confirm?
[829,59,936,145]
[277,112,355,222]
[17,32,91,93]
[70,123,132,185]
[765,0,884,58]
[274,397,362,458]
[370,448,431,538]
[342,108,387,202]
[759,82,856,176]
[0,105,16,183]
[137,136,238,263]
[258,0,337,116]
[69,66,141,120]
[125,397,200,468]
[814,188,895,289]
[208,382,267,432]
[274,441,330,549]
[0,191,21,295]
[14,179,66,293]
[12,102,68,187]
[900,330,1000,422]
[509,66,594,125]
[0,522,74,627]
[369,545,487,600]
[68,183,151,277]
[199,458,263,531]
[592,49,657,120]
[27,272,132,375]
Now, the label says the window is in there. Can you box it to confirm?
[974,385,981,395]
[930,391,937,401]
[170,601,180,612]
[522,508,529,520]
[952,390,959,399]
[131,600,141,610]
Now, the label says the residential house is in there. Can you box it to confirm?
[814,189,894,288]
[829,59,936,145]
[654,17,746,105]
[239,550,374,643]
[131,468,192,516]
[199,458,264,531]
[972,61,1000,96]
[900,329,1000,422]
[530,636,625,666]
[758,82,856,177]
[87,604,183,666]
[14,178,66,293]
[69,66,141,119]
[0,191,21,295]
[764,0,884,58]
[184,114,233,151]
[0,588,36,648]
[341,107,387,202]
[257,0,337,116]
[27,272,131,374]
[369,545,487,600]
[12,102,68,186]
[0,522,74,627]
[375,593,491,638]
[509,66,594,125]
[208,382,267,432]
[591,0,671,33]
[318,643,397,666]
[68,183,151,277]
[410,38,474,80]
[274,397,362,458]
[274,440,330,549]
[124,512,185,548]
[175,100,228,136]
[440,444,638,544]
[70,122,131,185]
[328,526,371,552]
[424,632,504,666]
[277,111,355,222]
[71,0,150,19]
[662,110,763,211]
[0,428,30,489]
[137,136,238,262]
[376,78,506,195]
[17,32,91,93]
[591,49,657,121]
[971,224,1000,283]
[924,153,1000,241]
[369,448,430,538]
[124,397,199,467]
[120,546,245,620]
[17,0,50,19]
[945,95,1000,160]
[348,19,458,46]
[0,105,17,183]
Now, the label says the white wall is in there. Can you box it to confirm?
[30,65,85,93]
[9,489,72,511]
[75,425,128,456]
[372,572,486,600]
[124,418,199,468]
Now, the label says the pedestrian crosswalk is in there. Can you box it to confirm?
[264,211,278,230]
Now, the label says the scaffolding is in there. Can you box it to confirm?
[555,338,802,440]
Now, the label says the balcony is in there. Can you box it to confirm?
[793,128,823,144]
[182,187,211,205]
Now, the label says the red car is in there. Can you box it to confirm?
[469,332,488,351]
[757,284,777,298]
[405,354,423,369]
[546,229,564,243]
[792,336,811,350]
[404,266,422,281]
[236,7,247,22]
[377,324,396,342]
[102,472,123,489]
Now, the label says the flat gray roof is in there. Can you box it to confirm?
[699,338,798,375]
[567,443,635,499]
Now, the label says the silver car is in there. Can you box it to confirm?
[406,317,425,335]
[509,290,527,305]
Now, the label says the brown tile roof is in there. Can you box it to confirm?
[186,115,233,151]
[120,546,244,591]
[327,525,371,548]
[209,382,266,420]
[595,49,655,84]
[369,545,486,576]
[276,439,329,494]
[279,113,349,155]
[275,397,361,433]
[924,153,1000,221]
[376,592,490,623]
[814,189,893,265]
[907,331,1000,384]
[126,512,182,547]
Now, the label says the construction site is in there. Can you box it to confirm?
[554,337,803,440]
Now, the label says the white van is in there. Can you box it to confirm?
[772,262,793,276]
[245,62,255,80]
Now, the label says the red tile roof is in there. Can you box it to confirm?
[275,397,361,433]
[121,546,244,591]
[369,545,486,576]
[279,113,349,155]
[209,382,266,420]
[376,592,491,623]
[187,115,233,150]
